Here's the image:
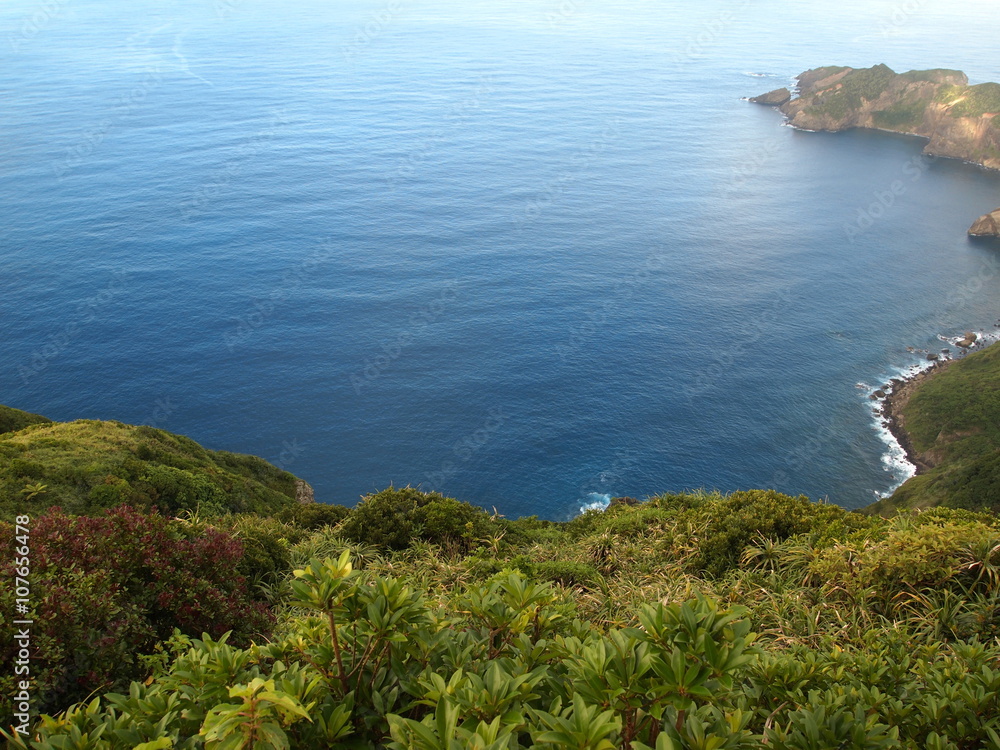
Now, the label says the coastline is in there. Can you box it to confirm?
[750,65,1000,173]
[877,358,957,477]
[874,334,999,497]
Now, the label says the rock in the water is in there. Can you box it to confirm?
[749,87,791,106]
[956,331,978,348]
[927,353,939,361]
[609,496,640,507]
[295,479,315,504]
[873,389,887,399]
[969,208,1000,236]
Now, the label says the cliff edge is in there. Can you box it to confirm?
[969,207,1000,236]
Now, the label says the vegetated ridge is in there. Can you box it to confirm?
[0,407,302,519]
[752,64,1000,170]
[867,340,1000,515]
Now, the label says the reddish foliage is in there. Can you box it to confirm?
[1,506,273,715]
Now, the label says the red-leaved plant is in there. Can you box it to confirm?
[0,505,273,718]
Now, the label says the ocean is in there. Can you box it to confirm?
[3,0,1000,519]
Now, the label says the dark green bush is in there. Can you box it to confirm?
[222,515,310,585]
[339,486,492,552]
[0,404,51,435]
[533,560,602,589]
[687,490,874,578]
[275,502,351,529]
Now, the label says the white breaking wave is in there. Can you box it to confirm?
[868,330,998,498]
[578,492,611,514]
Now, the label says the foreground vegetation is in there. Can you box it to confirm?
[873,342,1000,514]
[2,401,1000,747]
[4,485,1000,748]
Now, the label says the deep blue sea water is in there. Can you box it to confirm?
[3,0,1000,518]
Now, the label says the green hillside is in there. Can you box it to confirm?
[0,404,51,435]
[0,416,300,519]
[868,342,1000,514]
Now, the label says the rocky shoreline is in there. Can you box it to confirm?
[969,208,1000,237]
[877,359,955,476]
[876,333,990,479]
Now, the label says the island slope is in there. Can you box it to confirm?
[866,341,1000,514]
[754,64,1000,170]
[0,414,306,518]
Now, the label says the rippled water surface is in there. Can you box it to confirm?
[3,0,1000,517]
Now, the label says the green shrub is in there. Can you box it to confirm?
[340,486,492,552]
[532,560,602,589]
[0,404,51,435]
[686,490,873,577]
[275,502,350,529]
[222,514,311,586]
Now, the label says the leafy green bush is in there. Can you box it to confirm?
[222,514,311,588]
[7,493,1000,750]
[275,502,350,529]
[8,556,762,749]
[686,490,874,578]
[0,418,299,520]
[339,486,492,552]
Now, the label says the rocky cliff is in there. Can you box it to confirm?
[753,64,1000,170]
[969,207,1000,236]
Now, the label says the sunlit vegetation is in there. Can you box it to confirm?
[799,65,1000,128]
[0,419,299,519]
[4,486,1000,748]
